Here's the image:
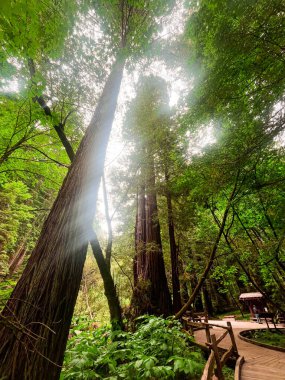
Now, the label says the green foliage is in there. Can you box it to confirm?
[0,181,33,275]
[185,0,285,122]
[249,329,285,349]
[62,315,205,379]
[74,254,110,324]
[0,279,17,308]
[0,0,77,62]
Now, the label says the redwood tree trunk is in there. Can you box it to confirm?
[144,188,172,315]
[131,154,172,316]
[0,59,125,380]
[29,59,123,329]
[131,185,147,314]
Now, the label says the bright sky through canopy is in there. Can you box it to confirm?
[97,1,190,234]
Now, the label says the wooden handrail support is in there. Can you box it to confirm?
[234,356,244,380]
[220,346,234,367]
[201,351,215,380]
[185,311,208,318]
[182,317,239,379]
[227,322,238,355]
[205,322,211,344]
[182,319,231,330]
[213,329,228,346]
[211,334,224,380]
[201,322,238,379]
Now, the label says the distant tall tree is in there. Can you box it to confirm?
[128,77,173,316]
[132,149,172,316]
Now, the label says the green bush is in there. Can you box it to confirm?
[251,329,285,348]
[62,315,205,379]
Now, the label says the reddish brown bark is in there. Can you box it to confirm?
[29,59,123,328]
[0,59,125,380]
[132,154,172,316]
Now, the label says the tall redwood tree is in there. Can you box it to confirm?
[132,151,172,316]
[0,1,174,378]
[129,77,173,316]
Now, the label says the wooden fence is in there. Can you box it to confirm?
[182,316,239,380]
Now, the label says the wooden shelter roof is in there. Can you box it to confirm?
[239,292,263,300]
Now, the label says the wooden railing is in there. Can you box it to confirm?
[182,316,239,380]
[182,312,211,343]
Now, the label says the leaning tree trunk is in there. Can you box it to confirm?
[8,242,27,275]
[30,59,123,329]
[0,58,125,380]
[210,205,284,311]
[89,230,123,330]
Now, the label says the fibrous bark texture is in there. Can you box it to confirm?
[0,59,124,380]
[29,59,123,330]
[132,155,172,317]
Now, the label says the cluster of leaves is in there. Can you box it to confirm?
[0,0,77,62]
[62,315,205,379]
[186,0,285,121]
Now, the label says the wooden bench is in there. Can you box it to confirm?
[223,315,236,321]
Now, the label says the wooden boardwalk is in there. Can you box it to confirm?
[194,321,285,380]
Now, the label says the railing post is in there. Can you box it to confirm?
[227,322,238,356]
[205,325,211,344]
[211,334,224,380]
[205,314,211,343]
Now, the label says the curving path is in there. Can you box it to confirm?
[194,320,285,380]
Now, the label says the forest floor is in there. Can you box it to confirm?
[194,320,285,380]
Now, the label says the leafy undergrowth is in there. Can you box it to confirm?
[249,329,285,348]
[222,366,235,380]
[61,315,205,379]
